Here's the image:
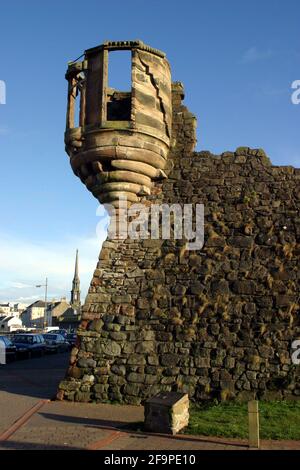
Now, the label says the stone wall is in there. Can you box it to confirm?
[58,83,300,404]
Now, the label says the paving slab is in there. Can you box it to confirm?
[3,400,300,451]
[0,390,38,434]
[0,353,68,437]
[1,401,144,450]
[1,354,300,451]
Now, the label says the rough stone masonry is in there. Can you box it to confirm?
[58,41,300,404]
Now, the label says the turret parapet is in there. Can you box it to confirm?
[65,40,172,207]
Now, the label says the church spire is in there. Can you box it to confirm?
[74,249,79,279]
[70,249,81,309]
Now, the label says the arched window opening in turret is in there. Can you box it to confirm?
[107,50,132,121]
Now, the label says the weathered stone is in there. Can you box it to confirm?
[109,331,127,341]
[137,298,150,309]
[111,365,126,376]
[89,319,104,332]
[93,384,109,393]
[95,340,121,356]
[82,374,95,384]
[244,303,256,314]
[232,281,256,295]
[161,354,180,366]
[120,304,135,316]
[135,341,155,354]
[124,383,141,396]
[59,380,80,392]
[147,355,160,366]
[112,294,132,304]
[228,236,254,248]
[108,375,126,386]
[128,354,146,365]
[75,391,91,402]
[211,280,229,295]
[59,40,300,405]
[144,392,189,435]
[194,357,210,368]
[145,375,160,384]
[127,373,145,383]
[77,358,97,368]
[68,366,82,379]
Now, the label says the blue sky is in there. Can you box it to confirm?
[0,0,299,303]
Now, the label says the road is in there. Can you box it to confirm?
[0,353,69,435]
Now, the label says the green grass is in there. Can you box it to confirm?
[186,401,300,440]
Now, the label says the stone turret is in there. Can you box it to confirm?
[65,40,172,208]
[58,39,300,405]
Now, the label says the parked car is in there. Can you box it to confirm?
[12,334,46,358]
[43,333,69,353]
[0,335,17,363]
[58,329,68,338]
[51,329,68,338]
[66,333,77,348]
[44,327,59,333]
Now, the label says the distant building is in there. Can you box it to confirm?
[20,250,82,330]
[12,303,28,316]
[0,303,11,315]
[55,306,80,331]
[21,300,48,329]
[0,315,23,332]
[51,250,82,330]
[0,302,29,319]
[48,299,70,323]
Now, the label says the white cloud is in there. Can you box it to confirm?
[9,282,34,289]
[241,46,274,64]
[0,229,107,303]
[13,295,39,302]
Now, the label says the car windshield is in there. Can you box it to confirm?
[13,335,33,344]
[3,337,12,346]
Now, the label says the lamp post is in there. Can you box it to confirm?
[36,277,49,329]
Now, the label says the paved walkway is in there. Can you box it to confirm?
[1,400,300,450]
[1,354,300,450]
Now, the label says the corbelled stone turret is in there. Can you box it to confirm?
[65,40,172,208]
[58,39,300,405]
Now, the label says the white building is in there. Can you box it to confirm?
[0,315,23,332]
[12,303,28,317]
